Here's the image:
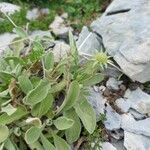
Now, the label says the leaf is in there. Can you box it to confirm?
[0,125,9,143]
[25,126,41,144]
[0,106,28,125]
[10,37,24,57]
[0,71,14,83]
[49,79,67,93]
[53,134,71,150]
[42,52,54,70]
[0,89,9,98]
[18,74,33,94]
[81,73,104,86]
[53,116,74,130]
[24,79,51,105]
[57,81,80,114]
[4,138,16,150]
[64,109,81,143]
[1,104,17,116]
[40,134,56,150]
[14,27,28,38]
[31,93,54,117]
[74,97,96,134]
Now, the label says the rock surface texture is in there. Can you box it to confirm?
[78,0,150,83]
[0,2,20,15]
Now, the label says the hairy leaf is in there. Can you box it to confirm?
[40,134,56,150]
[0,106,28,125]
[74,97,96,134]
[53,134,71,150]
[57,81,80,114]
[81,73,104,86]
[31,93,54,117]
[25,79,51,105]
[64,109,81,143]
[25,126,41,144]
[42,52,54,70]
[53,116,74,130]
[18,74,33,94]
[0,125,9,143]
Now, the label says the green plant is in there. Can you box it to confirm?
[0,22,110,149]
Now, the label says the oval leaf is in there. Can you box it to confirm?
[31,93,54,117]
[25,79,51,105]
[25,126,41,144]
[74,97,96,134]
[43,52,54,70]
[64,109,81,143]
[0,125,9,143]
[18,74,33,94]
[53,134,71,150]
[53,116,74,130]
[81,73,104,86]
[40,134,56,150]
[57,81,80,114]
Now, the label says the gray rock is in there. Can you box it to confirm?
[129,109,146,120]
[0,33,17,53]
[124,131,150,150]
[104,105,122,130]
[111,140,126,150]
[49,16,72,38]
[116,88,150,115]
[77,26,102,56]
[91,0,150,83]
[52,41,70,62]
[106,77,122,90]
[0,2,20,15]
[30,30,53,39]
[102,142,117,150]
[26,8,49,21]
[87,88,106,119]
[121,114,150,137]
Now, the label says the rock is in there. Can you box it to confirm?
[52,41,70,62]
[87,88,106,119]
[30,30,53,39]
[115,98,130,113]
[91,0,150,83]
[0,33,17,53]
[102,142,117,150]
[26,8,49,21]
[49,16,72,38]
[111,140,126,150]
[106,77,122,90]
[108,129,124,140]
[104,104,121,130]
[116,88,150,115]
[124,131,150,150]
[121,114,150,137]
[76,26,102,56]
[0,2,20,15]
[129,109,146,120]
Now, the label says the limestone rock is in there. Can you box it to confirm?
[87,88,106,120]
[124,131,150,150]
[91,0,150,83]
[104,105,121,130]
[0,33,17,54]
[26,8,49,21]
[49,16,72,38]
[116,88,150,115]
[121,114,150,137]
[76,26,102,55]
[102,142,117,150]
[106,77,122,90]
[0,2,20,15]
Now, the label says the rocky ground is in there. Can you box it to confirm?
[0,0,150,150]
